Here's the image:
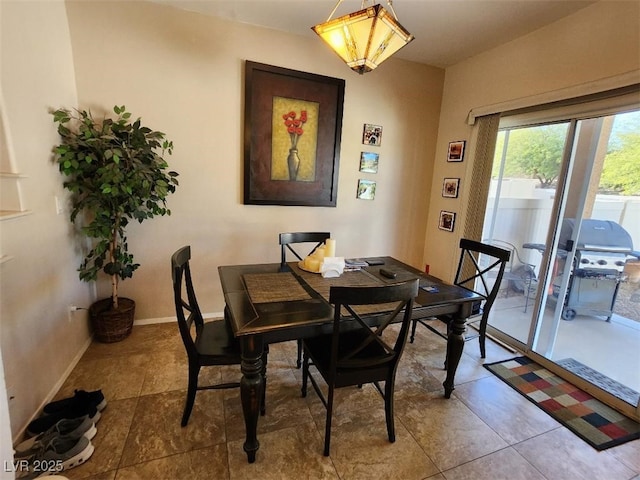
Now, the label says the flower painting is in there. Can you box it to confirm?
[244,61,345,207]
[271,97,319,181]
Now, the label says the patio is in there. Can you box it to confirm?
[488,283,640,405]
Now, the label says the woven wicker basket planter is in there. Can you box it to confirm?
[89,297,135,343]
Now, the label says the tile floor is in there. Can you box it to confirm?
[50,321,639,480]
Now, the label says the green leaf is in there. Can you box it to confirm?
[51,103,179,293]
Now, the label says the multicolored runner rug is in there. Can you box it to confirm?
[484,356,640,450]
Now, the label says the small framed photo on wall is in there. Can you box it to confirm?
[363,124,382,146]
[442,178,460,198]
[356,179,376,200]
[438,210,456,232]
[359,152,379,173]
[447,140,465,162]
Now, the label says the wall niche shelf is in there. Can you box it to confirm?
[0,172,28,219]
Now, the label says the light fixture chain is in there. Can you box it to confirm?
[326,0,344,22]
[386,0,400,20]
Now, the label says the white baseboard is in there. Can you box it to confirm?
[133,311,225,326]
[133,316,175,326]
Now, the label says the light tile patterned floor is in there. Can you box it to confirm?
[50,322,639,480]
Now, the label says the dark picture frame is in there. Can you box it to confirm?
[363,124,382,146]
[243,61,345,206]
[359,151,379,173]
[447,140,466,162]
[356,179,376,200]
[438,210,456,232]
[442,177,460,198]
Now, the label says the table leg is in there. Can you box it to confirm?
[240,335,264,463]
[443,313,465,398]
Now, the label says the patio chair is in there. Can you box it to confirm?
[486,239,537,312]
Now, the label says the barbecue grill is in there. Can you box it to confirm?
[526,219,640,321]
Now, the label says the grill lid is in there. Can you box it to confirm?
[559,219,633,252]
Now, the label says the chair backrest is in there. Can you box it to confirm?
[483,238,537,292]
[454,238,511,314]
[483,239,517,272]
[171,246,204,358]
[279,232,331,267]
[328,279,419,371]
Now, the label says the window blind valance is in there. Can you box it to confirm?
[467,70,640,126]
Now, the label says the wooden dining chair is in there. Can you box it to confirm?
[301,278,419,456]
[410,238,510,358]
[172,246,267,426]
[279,232,331,268]
[279,231,331,368]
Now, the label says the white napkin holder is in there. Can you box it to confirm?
[321,257,345,278]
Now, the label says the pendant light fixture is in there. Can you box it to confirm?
[312,0,414,74]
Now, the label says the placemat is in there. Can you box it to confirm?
[485,356,640,450]
[243,272,311,304]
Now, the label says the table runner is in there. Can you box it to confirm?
[290,264,398,315]
[291,264,380,299]
[243,272,311,304]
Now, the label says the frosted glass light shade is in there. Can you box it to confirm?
[312,4,414,74]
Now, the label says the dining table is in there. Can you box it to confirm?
[218,256,482,463]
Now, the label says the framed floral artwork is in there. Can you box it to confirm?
[447,140,465,162]
[362,124,382,146]
[357,179,376,200]
[359,152,379,173]
[438,210,456,232]
[442,178,460,198]
[243,61,345,206]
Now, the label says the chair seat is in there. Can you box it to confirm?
[196,320,242,365]
[304,330,395,387]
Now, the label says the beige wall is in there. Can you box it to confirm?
[0,0,443,438]
[1,0,638,446]
[63,1,444,320]
[1,0,93,443]
[424,1,640,281]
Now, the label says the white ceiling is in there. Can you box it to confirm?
[152,0,596,67]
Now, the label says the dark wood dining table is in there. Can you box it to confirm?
[218,256,481,463]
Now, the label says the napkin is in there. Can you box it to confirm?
[321,257,345,278]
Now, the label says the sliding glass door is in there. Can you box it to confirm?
[482,105,640,413]
[482,121,569,345]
